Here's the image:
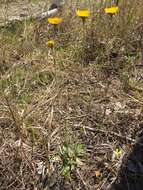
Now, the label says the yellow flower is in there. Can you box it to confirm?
[48,17,63,25]
[46,40,55,48]
[104,6,119,14]
[76,9,90,18]
[113,148,122,159]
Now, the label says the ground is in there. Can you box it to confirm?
[0,0,46,26]
[0,1,143,190]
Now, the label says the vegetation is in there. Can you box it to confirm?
[0,0,143,189]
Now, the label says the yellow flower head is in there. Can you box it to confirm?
[76,9,90,18]
[48,17,63,25]
[105,6,119,14]
[113,148,122,159]
[46,40,55,48]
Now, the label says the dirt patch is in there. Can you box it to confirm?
[0,0,48,25]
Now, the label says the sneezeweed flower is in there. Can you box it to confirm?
[48,17,63,25]
[76,9,90,24]
[104,6,119,15]
[46,40,55,48]
[46,40,56,64]
[76,9,90,17]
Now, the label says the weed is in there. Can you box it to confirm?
[59,143,85,178]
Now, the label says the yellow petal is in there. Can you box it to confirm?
[76,9,90,17]
[48,17,63,25]
[105,6,119,14]
[113,148,122,159]
[46,40,55,47]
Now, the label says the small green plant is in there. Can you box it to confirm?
[59,143,85,178]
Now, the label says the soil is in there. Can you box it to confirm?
[0,0,47,25]
[0,1,143,189]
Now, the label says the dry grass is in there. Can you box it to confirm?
[0,0,143,190]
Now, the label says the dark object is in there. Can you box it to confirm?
[49,3,59,10]
[49,0,63,11]
[106,132,143,190]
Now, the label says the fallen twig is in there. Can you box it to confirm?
[84,126,136,143]
[0,8,58,28]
